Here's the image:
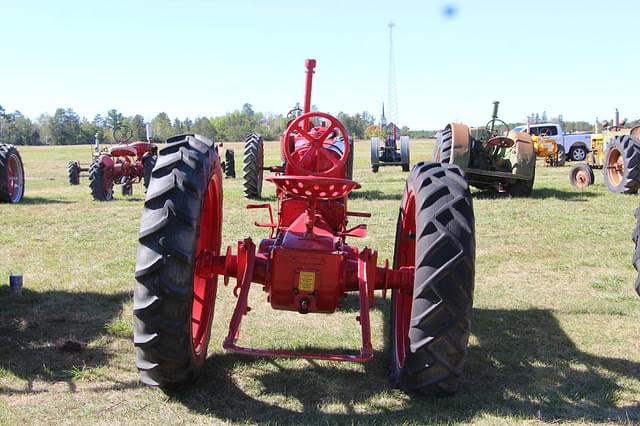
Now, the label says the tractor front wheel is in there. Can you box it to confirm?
[0,143,25,203]
[389,162,475,396]
[569,163,594,189]
[134,133,223,388]
[89,160,114,201]
[68,161,81,185]
[243,133,264,198]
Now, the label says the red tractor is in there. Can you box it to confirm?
[89,125,157,201]
[133,59,476,396]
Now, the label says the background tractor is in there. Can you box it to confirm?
[88,124,157,201]
[370,122,410,172]
[133,59,476,396]
[530,128,565,167]
[568,111,640,191]
[0,142,25,203]
[433,101,536,196]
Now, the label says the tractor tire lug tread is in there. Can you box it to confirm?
[389,162,475,397]
[134,133,220,388]
[243,132,264,199]
[68,160,80,185]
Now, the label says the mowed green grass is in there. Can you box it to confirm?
[0,140,639,425]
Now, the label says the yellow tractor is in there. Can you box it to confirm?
[512,123,565,167]
[569,112,640,191]
[532,132,565,167]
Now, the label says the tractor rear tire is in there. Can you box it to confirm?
[389,162,475,396]
[437,125,470,169]
[243,133,264,198]
[569,163,594,189]
[555,145,566,167]
[68,161,81,185]
[400,136,410,172]
[371,137,380,173]
[0,143,25,203]
[143,154,157,189]
[603,135,640,194]
[633,208,640,297]
[346,138,354,180]
[225,149,236,178]
[133,133,223,388]
[89,159,114,201]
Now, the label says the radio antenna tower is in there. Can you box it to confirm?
[386,22,399,126]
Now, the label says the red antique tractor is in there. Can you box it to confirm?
[133,59,476,396]
[89,125,157,200]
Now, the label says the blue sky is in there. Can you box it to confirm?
[0,0,638,129]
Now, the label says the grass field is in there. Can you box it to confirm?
[1,140,639,425]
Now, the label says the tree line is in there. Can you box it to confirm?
[0,103,386,145]
[3,102,635,146]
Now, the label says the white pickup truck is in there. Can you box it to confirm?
[512,123,592,161]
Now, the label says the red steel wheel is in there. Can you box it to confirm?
[389,161,475,396]
[192,166,223,359]
[391,189,415,369]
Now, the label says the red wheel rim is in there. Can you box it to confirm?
[393,191,416,368]
[192,164,223,357]
[7,153,23,203]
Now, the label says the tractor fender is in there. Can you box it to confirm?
[508,131,535,177]
[447,123,471,169]
[97,153,115,170]
[129,141,156,158]
[631,126,640,139]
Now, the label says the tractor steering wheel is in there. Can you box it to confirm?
[283,112,349,176]
[485,119,509,137]
[113,125,133,144]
